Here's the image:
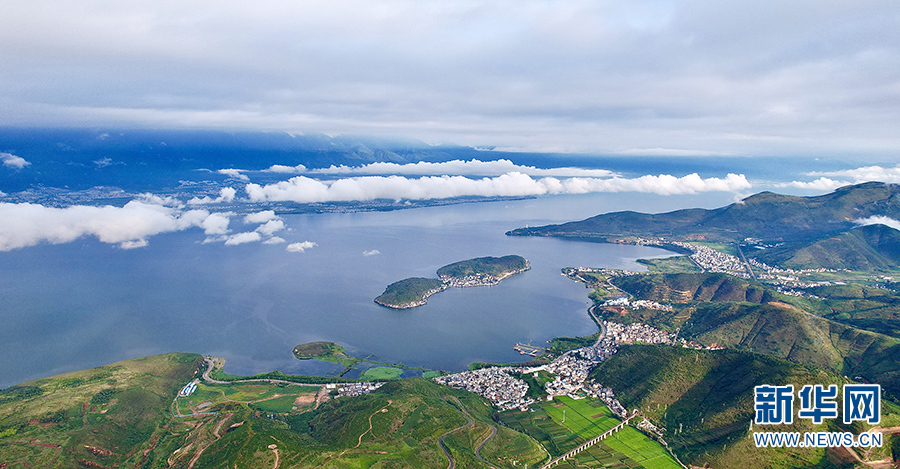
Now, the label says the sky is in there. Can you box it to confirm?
[1,1,899,157]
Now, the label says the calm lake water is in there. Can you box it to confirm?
[0,192,738,387]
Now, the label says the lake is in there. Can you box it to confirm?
[0,191,737,387]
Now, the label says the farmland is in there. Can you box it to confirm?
[500,396,681,469]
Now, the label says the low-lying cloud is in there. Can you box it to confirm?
[779,177,850,191]
[218,169,250,182]
[188,187,237,205]
[1,152,30,169]
[245,172,750,203]
[264,164,307,174]
[783,164,900,191]
[854,216,900,232]
[244,210,278,224]
[224,231,262,245]
[309,159,616,177]
[807,165,900,184]
[363,249,380,256]
[0,200,225,251]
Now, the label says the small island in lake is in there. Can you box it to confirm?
[374,277,447,309]
[375,255,530,309]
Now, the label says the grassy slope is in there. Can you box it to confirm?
[751,224,900,271]
[590,345,855,469]
[604,272,900,400]
[0,353,202,468]
[807,283,900,338]
[193,378,545,468]
[611,272,775,304]
[0,359,547,468]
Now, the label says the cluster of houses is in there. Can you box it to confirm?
[602,321,685,346]
[441,273,505,288]
[602,297,672,311]
[435,318,708,412]
[433,367,534,411]
[331,381,385,397]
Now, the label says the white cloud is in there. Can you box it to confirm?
[136,193,183,207]
[255,219,285,236]
[245,172,750,203]
[1,153,30,169]
[0,190,6,197]
[218,169,250,182]
[0,200,225,251]
[263,236,286,244]
[854,216,900,232]
[286,241,317,253]
[201,212,231,235]
[188,187,237,205]
[119,239,149,249]
[244,210,278,224]
[778,177,850,191]
[807,165,900,184]
[264,164,307,174]
[311,159,615,177]
[363,249,380,256]
[224,231,261,245]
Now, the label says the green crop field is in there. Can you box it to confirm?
[499,396,681,469]
[251,395,298,413]
[604,427,682,469]
[543,396,618,438]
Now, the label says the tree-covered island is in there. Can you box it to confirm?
[374,277,447,309]
[375,255,530,309]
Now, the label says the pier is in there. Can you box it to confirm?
[514,342,548,357]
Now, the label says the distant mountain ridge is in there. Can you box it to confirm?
[508,182,900,244]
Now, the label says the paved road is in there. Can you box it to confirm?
[438,396,474,469]
[474,423,499,468]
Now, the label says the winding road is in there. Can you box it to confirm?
[438,396,499,469]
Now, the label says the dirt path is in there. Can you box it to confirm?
[267,442,280,469]
[338,400,393,457]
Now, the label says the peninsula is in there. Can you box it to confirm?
[375,255,530,309]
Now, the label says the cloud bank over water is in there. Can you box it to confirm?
[0,200,219,251]
[246,172,750,203]
[308,159,616,177]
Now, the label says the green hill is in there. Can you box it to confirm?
[751,223,900,271]
[611,272,776,304]
[805,283,900,338]
[0,355,546,468]
[600,272,900,399]
[436,255,529,279]
[0,353,203,468]
[589,345,885,469]
[508,182,900,246]
[374,277,446,308]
